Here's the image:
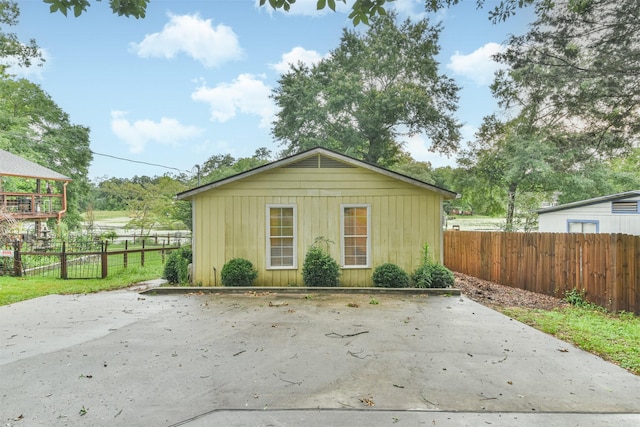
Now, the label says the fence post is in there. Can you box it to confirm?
[141,240,145,267]
[124,240,128,269]
[13,239,22,277]
[162,242,166,263]
[61,241,67,279]
[101,241,108,279]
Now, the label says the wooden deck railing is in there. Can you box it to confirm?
[0,192,64,219]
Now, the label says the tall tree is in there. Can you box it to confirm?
[272,13,460,167]
[0,75,92,227]
[493,0,640,154]
[460,117,558,230]
[0,1,43,72]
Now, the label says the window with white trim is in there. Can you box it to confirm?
[567,220,598,233]
[267,205,296,269]
[341,204,370,268]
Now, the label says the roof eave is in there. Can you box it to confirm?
[537,190,640,214]
[176,147,458,200]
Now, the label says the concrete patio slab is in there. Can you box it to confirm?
[1,289,638,426]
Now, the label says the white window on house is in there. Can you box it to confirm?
[267,204,296,269]
[612,201,639,214]
[341,204,370,268]
[567,220,598,233]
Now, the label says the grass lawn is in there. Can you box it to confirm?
[500,305,640,375]
[84,210,129,221]
[0,263,164,306]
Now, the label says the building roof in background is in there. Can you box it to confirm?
[537,191,640,214]
[0,149,71,181]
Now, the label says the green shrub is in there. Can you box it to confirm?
[411,263,433,288]
[372,263,409,288]
[162,246,192,284]
[410,242,454,288]
[430,263,455,288]
[302,242,340,287]
[221,258,258,286]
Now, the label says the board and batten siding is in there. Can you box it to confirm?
[538,195,640,235]
[191,166,444,287]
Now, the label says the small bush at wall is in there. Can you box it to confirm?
[302,239,340,287]
[221,258,258,287]
[411,263,433,288]
[430,263,455,288]
[410,243,455,288]
[162,246,193,284]
[372,263,409,288]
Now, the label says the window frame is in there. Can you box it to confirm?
[266,204,297,270]
[340,204,371,269]
[567,219,599,234]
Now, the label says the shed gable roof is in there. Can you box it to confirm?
[538,190,640,214]
[0,149,71,181]
[177,147,457,200]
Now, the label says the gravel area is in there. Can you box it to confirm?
[454,272,568,311]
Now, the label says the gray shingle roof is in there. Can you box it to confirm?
[0,149,71,181]
[537,190,640,213]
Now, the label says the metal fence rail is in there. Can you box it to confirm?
[3,240,180,279]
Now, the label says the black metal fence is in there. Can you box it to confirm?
[2,239,181,279]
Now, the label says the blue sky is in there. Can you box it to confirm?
[12,0,533,180]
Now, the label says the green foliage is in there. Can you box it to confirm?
[429,263,455,288]
[162,246,192,285]
[372,263,409,288]
[272,12,460,167]
[410,242,455,288]
[0,1,44,70]
[0,76,92,229]
[562,288,602,310]
[221,258,258,287]
[302,238,340,287]
[411,263,433,288]
[101,230,118,242]
[489,0,639,191]
[198,148,271,184]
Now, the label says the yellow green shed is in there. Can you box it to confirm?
[176,148,457,287]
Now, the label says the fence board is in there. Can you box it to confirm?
[444,231,640,315]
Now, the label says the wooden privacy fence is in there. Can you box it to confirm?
[444,231,639,314]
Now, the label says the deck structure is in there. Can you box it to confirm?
[0,149,71,239]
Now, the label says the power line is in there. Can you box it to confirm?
[90,150,191,174]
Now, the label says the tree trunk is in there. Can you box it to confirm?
[506,182,517,231]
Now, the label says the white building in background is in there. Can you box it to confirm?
[537,191,640,235]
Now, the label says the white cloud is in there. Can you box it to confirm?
[1,48,50,79]
[129,13,243,68]
[110,111,203,153]
[404,134,456,168]
[191,74,275,128]
[269,47,325,74]
[391,0,427,20]
[447,42,506,86]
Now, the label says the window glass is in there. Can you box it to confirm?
[342,205,369,267]
[267,206,296,268]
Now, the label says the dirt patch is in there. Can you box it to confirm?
[454,272,568,311]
